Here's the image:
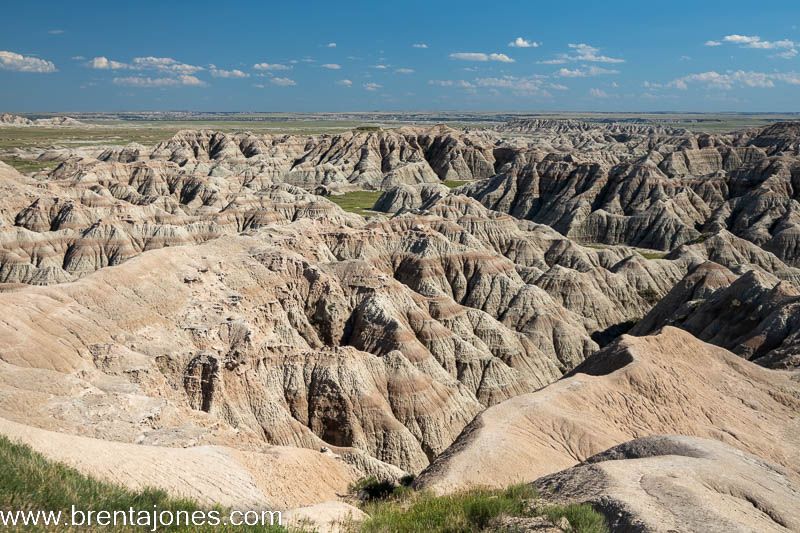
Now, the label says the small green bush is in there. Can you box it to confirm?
[544,502,609,533]
[351,477,400,502]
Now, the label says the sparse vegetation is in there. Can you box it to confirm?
[0,440,607,532]
[636,250,667,260]
[542,502,610,533]
[328,190,383,216]
[357,483,608,533]
[0,158,56,174]
[443,180,470,189]
[0,435,286,531]
[350,475,415,502]
[687,233,712,245]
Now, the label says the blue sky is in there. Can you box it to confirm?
[1,0,799,112]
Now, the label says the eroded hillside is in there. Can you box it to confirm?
[0,119,799,522]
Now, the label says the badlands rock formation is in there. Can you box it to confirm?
[0,119,799,523]
[534,435,800,533]
[86,126,500,191]
[415,328,800,493]
[1,112,84,127]
[631,262,800,368]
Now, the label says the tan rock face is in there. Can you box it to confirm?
[534,435,800,533]
[0,416,357,510]
[415,328,800,493]
[632,262,800,368]
[0,198,628,475]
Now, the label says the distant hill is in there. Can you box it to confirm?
[0,112,84,127]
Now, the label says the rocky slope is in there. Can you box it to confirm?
[459,121,800,268]
[81,126,502,191]
[415,328,800,493]
[631,262,800,368]
[534,435,800,533]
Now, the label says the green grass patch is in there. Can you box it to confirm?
[542,503,610,533]
[358,483,608,533]
[442,180,470,189]
[0,158,56,174]
[636,250,667,260]
[0,435,285,531]
[328,191,383,216]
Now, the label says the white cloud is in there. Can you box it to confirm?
[0,50,57,73]
[589,88,610,98]
[372,64,388,69]
[253,63,291,71]
[395,68,414,74]
[89,56,128,70]
[47,29,64,35]
[475,76,547,94]
[774,72,800,85]
[667,70,800,90]
[450,52,487,61]
[431,75,562,97]
[176,75,205,86]
[508,37,540,48]
[113,75,206,87]
[321,63,341,69]
[555,66,619,77]
[775,49,798,59]
[706,34,798,59]
[567,43,624,63]
[364,82,382,91]
[130,56,203,74]
[488,53,514,63]
[210,67,249,78]
[89,55,204,74]
[449,52,514,63]
[429,79,475,88]
[540,43,624,65]
[336,79,353,86]
[326,42,337,48]
[270,76,296,86]
[412,43,428,49]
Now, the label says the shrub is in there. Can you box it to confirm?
[543,503,609,533]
